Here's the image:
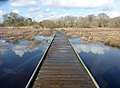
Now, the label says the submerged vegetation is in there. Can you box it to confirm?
[31,40,41,46]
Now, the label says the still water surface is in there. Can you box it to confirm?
[70,38,120,88]
[0,36,53,88]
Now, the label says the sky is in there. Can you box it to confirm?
[0,0,120,22]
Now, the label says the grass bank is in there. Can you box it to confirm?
[57,28,120,48]
[0,27,53,41]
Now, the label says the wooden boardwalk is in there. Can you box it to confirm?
[32,32,97,88]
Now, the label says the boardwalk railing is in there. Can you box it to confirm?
[67,36,100,88]
[25,35,56,88]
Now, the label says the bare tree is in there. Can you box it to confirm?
[97,13,109,27]
[2,12,33,27]
[39,20,55,29]
[25,18,32,26]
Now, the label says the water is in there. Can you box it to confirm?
[0,36,53,88]
[69,38,120,88]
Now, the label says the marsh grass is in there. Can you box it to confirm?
[58,28,120,48]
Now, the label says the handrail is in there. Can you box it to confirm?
[25,34,56,88]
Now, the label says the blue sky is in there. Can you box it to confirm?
[0,0,120,22]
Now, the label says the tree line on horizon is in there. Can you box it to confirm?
[0,12,33,27]
[0,12,120,28]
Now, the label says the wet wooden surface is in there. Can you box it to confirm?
[32,32,96,88]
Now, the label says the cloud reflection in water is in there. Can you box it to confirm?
[70,38,110,55]
[70,38,120,88]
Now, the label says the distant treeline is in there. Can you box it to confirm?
[0,12,33,27]
[1,12,120,28]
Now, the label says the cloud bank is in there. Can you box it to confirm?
[9,0,38,7]
[41,0,113,9]
[0,0,119,21]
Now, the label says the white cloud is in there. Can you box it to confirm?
[26,7,58,21]
[28,7,41,12]
[9,0,38,7]
[74,43,109,55]
[12,9,20,14]
[46,8,50,12]
[41,0,113,9]
[107,11,120,18]
[28,12,58,21]
[13,45,32,57]
[0,10,4,23]
[97,11,120,18]
[70,39,110,55]
[6,0,119,21]
[8,0,114,9]
[0,10,3,16]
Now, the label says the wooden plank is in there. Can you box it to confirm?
[32,32,97,88]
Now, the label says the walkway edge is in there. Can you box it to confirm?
[25,34,56,88]
[68,38,100,88]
